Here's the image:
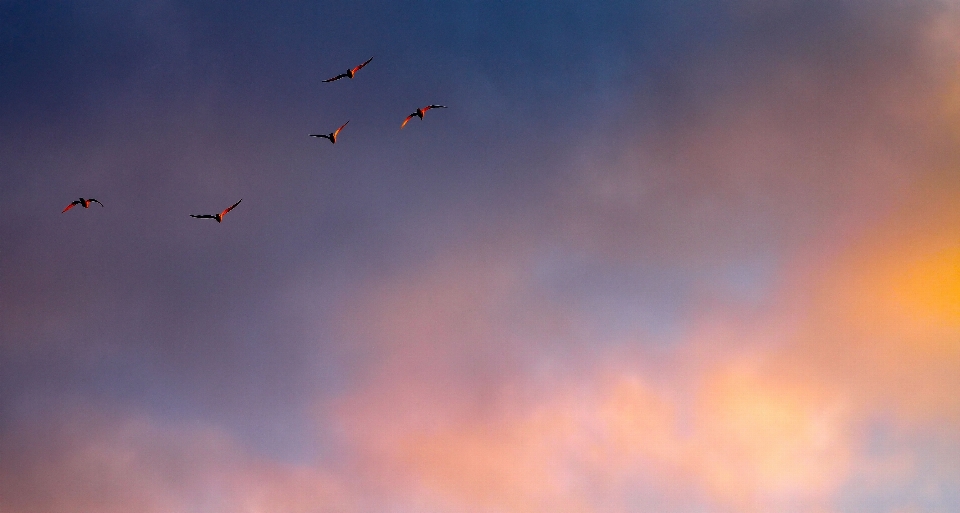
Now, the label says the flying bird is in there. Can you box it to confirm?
[401,105,447,128]
[190,199,242,223]
[309,121,350,144]
[62,198,104,213]
[323,57,374,82]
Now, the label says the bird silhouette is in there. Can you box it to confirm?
[323,57,374,82]
[401,105,447,128]
[190,199,242,223]
[62,198,104,213]
[309,121,350,144]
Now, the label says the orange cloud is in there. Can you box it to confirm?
[781,182,960,428]
[328,186,959,512]
[334,364,855,513]
[691,365,853,510]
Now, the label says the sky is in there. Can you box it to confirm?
[1,1,959,512]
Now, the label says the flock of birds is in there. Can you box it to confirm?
[62,56,446,223]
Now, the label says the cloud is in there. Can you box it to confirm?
[326,129,960,513]
[0,407,349,513]
[334,362,853,513]
[326,240,861,512]
[779,200,960,428]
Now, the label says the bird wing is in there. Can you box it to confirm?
[89,198,104,207]
[191,214,216,219]
[323,73,349,82]
[222,199,242,216]
[425,105,447,111]
[401,114,416,129]
[310,134,333,140]
[62,200,81,213]
[333,120,349,137]
[352,56,374,73]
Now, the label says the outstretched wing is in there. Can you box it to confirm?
[323,73,349,82]
[310,134,333,141]
[190,214,216,219]
[221,199,242,217]
[352,56,374,74]
[62,200,81,213]
[333,120,350,138]
[88,198,104,207]
[424,105,447,111]
[401,114,416,129]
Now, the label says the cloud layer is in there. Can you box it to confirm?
[1,1,959,512]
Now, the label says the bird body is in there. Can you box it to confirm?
[401,105,447,128]
[323,57,374,82]
[191,199,242,223]
[310,121,350,144]
[62,198,103,213]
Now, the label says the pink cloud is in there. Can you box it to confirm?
[0,408,350,513]
[328,155,960,513]
[327,241,868,512]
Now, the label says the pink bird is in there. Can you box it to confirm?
[401,105,447,128]
[190,199,242,223]
[62,198,104,213]
[323,57,374,82]
[309,121,350,144]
